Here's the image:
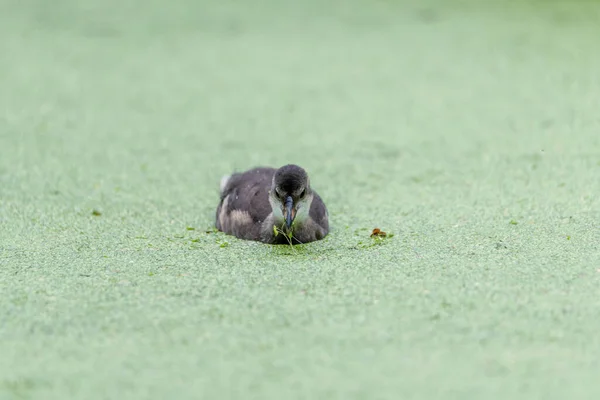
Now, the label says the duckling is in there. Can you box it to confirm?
[215,164,329,244]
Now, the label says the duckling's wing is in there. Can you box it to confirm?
[216,167,276,240]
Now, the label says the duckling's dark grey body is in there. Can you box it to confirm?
[216,165,329,244]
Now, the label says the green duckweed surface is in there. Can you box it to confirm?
[1,1,600,399]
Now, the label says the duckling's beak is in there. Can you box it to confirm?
[284,196,294,229]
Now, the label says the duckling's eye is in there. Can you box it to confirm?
[299,189,306,198]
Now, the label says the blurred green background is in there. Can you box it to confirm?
[1,1,600,399]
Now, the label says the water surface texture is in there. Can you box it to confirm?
[1,1,600,399]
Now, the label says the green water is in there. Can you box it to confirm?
[1,1,600,399]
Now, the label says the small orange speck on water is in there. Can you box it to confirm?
[371,228,387,237]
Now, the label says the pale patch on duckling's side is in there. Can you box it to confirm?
[230,209,253,226]
[218,195,230,228]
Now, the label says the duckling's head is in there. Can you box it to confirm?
[269,164,313,231]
